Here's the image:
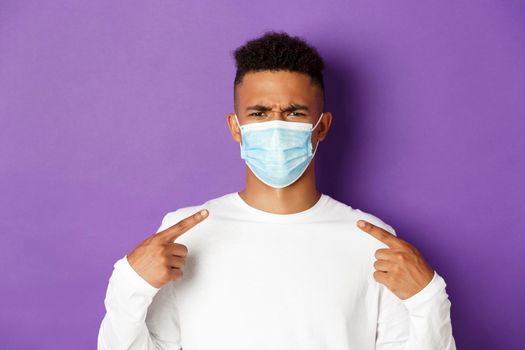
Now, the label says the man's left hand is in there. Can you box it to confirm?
[356,220,435,300]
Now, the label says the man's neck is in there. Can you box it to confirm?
[238,162,321,215]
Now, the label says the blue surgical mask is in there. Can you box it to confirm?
[233,113,325,188]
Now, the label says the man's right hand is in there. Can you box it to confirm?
[126,209,209,289]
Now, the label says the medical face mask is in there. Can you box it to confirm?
[233,112,325,189]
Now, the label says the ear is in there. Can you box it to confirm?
[315,112,333,142]
[226,113,242,143]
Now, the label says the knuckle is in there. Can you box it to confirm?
[173,256,184,268]
[177,218,190,229]
[159,255,169,265]
[155,251,167,264]
[175,222,187,231]
[176,244,188,257]
[387,274,396,283]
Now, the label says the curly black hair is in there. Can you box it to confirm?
[232,31,325,101]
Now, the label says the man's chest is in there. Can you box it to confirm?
[172,220,380,321]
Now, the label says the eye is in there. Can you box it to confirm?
[289,112,306,117]
[249,112,266,117]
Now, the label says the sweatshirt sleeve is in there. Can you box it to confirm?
[97,214,183,350]
[375,269,457,350]
[372,223,457,350]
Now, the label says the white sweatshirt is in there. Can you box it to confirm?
[98,192,456,350]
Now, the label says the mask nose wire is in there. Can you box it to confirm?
[235,113,323,129]
[235,112,324,150]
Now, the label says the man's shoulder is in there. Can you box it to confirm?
[155,192,235,232]
[324,194,397,236]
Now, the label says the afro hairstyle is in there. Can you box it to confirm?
[232,31,325,105]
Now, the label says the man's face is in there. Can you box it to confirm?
[227,70,331,148]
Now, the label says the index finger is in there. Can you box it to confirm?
[356,220,401,248]
[157,209,209,242]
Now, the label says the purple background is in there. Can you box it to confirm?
[1,1,524,349]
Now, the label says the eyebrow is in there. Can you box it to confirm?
[245,103,309,112]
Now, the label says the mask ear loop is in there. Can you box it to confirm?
[312,112,324,131]
[233,113,242,130]
[311,112,324,157]
[234,114,244,153]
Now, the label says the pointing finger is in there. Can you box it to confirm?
[356,220,401,248]
[157,209,209,242]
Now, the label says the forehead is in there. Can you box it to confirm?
[235,70,321,107]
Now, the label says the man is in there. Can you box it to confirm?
[98,31,456,350]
